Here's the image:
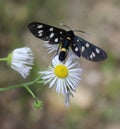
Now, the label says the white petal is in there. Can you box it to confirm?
[49,77,57,88]
[43,43,58,53]
[52,55,62,67]
[56,79,62,93]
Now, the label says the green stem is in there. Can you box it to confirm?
[24,85,36,99]
[0,81,34,91]
[24,85,43,109]
[0,57,7,62]
[0,75,43,92]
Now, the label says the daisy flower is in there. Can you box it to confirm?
[7,46,34,78]
[39,55,82,106]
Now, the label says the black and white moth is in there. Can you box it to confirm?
[28,22,107,61]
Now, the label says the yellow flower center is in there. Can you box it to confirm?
[54,65,68,78]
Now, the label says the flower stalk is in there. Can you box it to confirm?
[0,57,8,62]
[0,75,42,92]
[0,75,43,108]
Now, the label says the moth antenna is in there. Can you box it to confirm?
[59,23,71,30]
[73,30,89,34]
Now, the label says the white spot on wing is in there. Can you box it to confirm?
[37,25,43,28]
[55,38,58,42]
[90,54,93,59]
[39,33,42,37]
[92,52,96,57]
[38,30,43,33]
[49,27,54,31]
[82,46,85,52]
[96,48,100,54]
[60,31,62,34]
[50,33,54,38]
[86,43,89,47]
[75,47,79,52]
[77,39,80,42]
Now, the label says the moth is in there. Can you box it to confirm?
[28,22,107,61]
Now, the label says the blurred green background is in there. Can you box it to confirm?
[0,0,120,129]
